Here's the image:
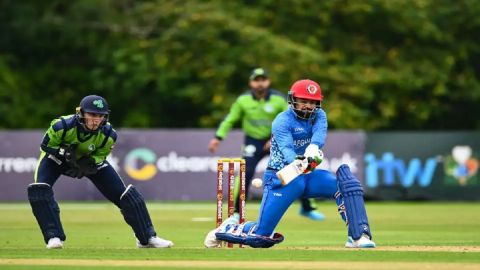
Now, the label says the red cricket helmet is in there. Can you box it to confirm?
[288,79,323,119]
[289,79,323,101]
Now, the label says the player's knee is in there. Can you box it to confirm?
[119,185,155,244]
[336,165,363,196]
[119,185,146,207]
[119,185,149,216]
[28,183,53,202]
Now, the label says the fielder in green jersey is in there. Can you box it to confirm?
[208,68,325,221]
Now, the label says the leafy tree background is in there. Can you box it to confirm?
[1,0,479,130]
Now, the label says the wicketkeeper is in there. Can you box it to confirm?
[28,95,173,249]
[205,79,376,248]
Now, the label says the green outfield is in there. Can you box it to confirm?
[1,201,479,270]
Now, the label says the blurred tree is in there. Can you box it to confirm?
[0,0,479,130]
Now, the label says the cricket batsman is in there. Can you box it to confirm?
[204,79,376,248]
[28,95,173,249]
[208,68,325,221]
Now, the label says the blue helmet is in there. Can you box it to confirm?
[79,95,109,115]
[76,95,110,130]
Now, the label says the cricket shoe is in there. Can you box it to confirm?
[299,209,326,221]
[46,237,64,249]
[204,216,239,248]
[345,234,376,248]
[137,236,174,248]
[204,228,222,248]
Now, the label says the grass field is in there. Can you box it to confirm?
[1,201,479,269]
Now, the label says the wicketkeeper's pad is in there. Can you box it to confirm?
[28,183,66,243]
[119,185,156,245]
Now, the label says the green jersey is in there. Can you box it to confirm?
[40,114,117,164]
[216,89,288,140]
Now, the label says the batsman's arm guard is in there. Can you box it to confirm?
[215,221,284,248]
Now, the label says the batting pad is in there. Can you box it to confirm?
[28,183,66,243]
[119,185,156,245]
[216,221,284,248]
[337,165,372,240]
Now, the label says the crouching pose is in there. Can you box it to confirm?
[204,79,375,248]
[28,95,173,249]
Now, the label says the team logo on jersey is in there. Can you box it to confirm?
[307,84,318,95]
[264,104,274,113]
[88,144,96,151]
[93,99,104,108]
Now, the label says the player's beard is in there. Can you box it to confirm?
[294,107,317,119]
[253,87,267,97]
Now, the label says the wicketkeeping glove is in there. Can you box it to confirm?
[58,144,78,167]
[76,156,98,175]
[64,167,84,179]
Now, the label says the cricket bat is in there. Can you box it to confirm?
[276,160,305,186]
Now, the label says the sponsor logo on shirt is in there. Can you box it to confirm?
[294,127,304,133]
[249,119,271,127]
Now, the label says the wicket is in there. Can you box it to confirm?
[216,158,246,248]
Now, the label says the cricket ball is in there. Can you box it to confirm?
[252,178,263,188]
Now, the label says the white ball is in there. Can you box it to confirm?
[252,178,263,188]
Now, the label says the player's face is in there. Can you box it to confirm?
[84,112,105,131]
[293,97,319,119]
[294,98,317,111]
[249,77,270,94]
